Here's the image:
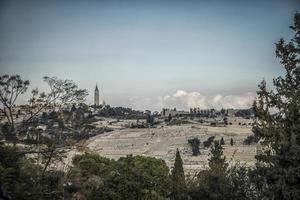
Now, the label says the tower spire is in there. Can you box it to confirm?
[94,84,99,106]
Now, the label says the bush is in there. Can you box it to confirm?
[243,135,258,145]
[188,138,201,156]
[203,136,215,148]
[220,137,225,145]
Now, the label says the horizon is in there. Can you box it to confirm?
[1,0,299,111]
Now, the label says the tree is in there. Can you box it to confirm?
[251,13,300,200]
[243,135,257,145]
[203,136,215,148]
[227,165,253,200]
[26,76,88,123]
[0,75,88,143]
[230,138,234,146]
[0,75,87,199]
[168,113,172,122]
[188,138,201,156]
[69,153,170,200]
[220,108,225,115]
[223,117,228,125]
[220,137,225,145]
[0,75,30,142]
[0,143,64,199]
[170,149,187,200]
[208,141,228,173]
[189,141,230,200]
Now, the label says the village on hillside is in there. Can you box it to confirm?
[0,84,257,175]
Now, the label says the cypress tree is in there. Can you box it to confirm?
[208,141,228,173]
[170,148,187,200]
[220,137,225,145]
[189,141,230,200]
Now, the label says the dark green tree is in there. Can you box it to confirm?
[69,153,170,200]
[188,138,201,156]
[220,137,225,145]
[170,149,187,200]
[203,136,215,148]
[0,143,64,199]
[230,138,234,146]
[208,141,228,173]
[189,141,229,200]
[251,13,300,200]
[168,113,172,122]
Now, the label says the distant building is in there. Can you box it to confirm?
[144,110,151,115]
[161,108,189,117]
[227,108,235,116]
[94,84,99,106]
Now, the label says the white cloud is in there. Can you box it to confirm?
[129,90,256,111]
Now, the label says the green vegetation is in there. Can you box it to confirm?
[230,138,234,146]
[96,105,144,118]
[0,143,64,199]
[68,153,170,200]
[188,138,201,156]
[250,12,300,200]
[170,149,187,200]
[203,136,215,148]
[189,141,229,199]
[0,11,299,200]
[243,134,258,145]
[220,137,225,145]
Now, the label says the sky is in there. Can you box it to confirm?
[0,0,299,111]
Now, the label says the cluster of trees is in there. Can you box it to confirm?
[234,108,254,118]
[188,136,228,156]
[67,153,170,199]
[0,12,299,200]
[0,76,88,143]
[96,106,144,118]
[0,138,250,199]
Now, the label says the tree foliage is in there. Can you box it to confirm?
[170,148,187,200]
[0,143,64,199]
[189,141,230,200]
[0,75,30,141]
[251,13,300,200]
[68,153,170,200]
[188,138,201,156]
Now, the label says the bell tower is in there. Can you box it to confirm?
[94,84,99,106]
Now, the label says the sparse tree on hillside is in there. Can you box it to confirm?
[0,75,88,142]
[0,75,29,142]
[168,113,172,122]
[26,76,88,122]
[188,138,201,156]
[203,136,215,148]
[230,138,234,146]
[220,137,225,145]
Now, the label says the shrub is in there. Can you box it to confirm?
[203,136,215,148]
[243,135,258,145]
[188,138,201,156]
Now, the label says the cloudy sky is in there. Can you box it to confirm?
[0,0,299,111]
